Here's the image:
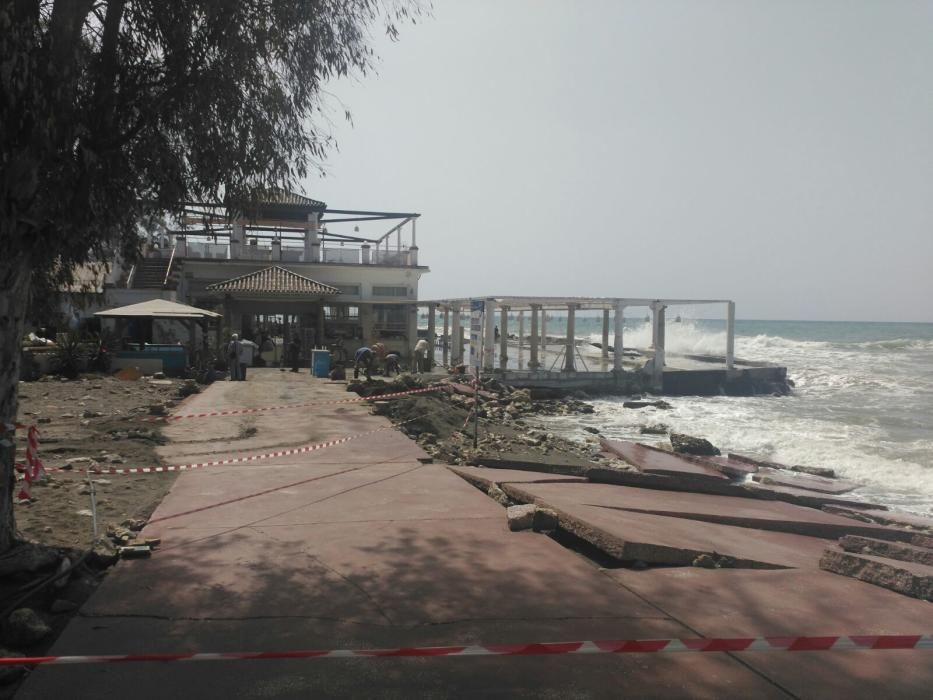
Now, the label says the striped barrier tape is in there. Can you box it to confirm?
[137,384,447,422]
[2,634,931,666]
[44,420,415,476]
[3,422,46,500]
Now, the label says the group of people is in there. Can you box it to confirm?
[226,333,259,381]
[353,338,433,381]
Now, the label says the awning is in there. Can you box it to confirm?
[94,299,222,319]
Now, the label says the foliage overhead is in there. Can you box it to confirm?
[0,0,421,287]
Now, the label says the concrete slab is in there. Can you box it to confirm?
[839,535,933,567]
[820,547,933,601]
[823,504,933,532]
[508,480,905,541]
[608,567,933,699]
[501,482,829,569]
[752,467,858,495]
[448,465,587,490]
[600,439,729,481]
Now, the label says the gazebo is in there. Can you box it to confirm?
[94,299,221,375]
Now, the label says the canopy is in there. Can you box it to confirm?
[94,299,221,320]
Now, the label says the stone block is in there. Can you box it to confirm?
[533,507,559,532]
[507,504,536,531]
[839,535,933,567]
[819,548,933,601]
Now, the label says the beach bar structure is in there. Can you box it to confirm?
[419,296,786,396]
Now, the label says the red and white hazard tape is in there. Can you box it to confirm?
[137,385,446,422]
[3,422,46,500]
[2,634,931,667]
[44,421,413,476]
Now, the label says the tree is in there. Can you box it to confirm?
[0,0,421,551]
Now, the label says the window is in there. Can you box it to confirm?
[373,286,409,297]
[324,305,360,321]
[337,284,360,296]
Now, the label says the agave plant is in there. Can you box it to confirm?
[52,333,90,379]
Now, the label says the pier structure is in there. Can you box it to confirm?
[419,296,784,396]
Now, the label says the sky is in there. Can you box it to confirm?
[303,0,933,322]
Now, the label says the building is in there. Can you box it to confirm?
[89,191,429,366]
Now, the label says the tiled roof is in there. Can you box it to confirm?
[258,188,326,210]
[206,266,339,296]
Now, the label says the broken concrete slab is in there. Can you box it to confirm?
[507,504,536,531]
[729,452,835,478]
[587,466,756,497]
[913,533,933,549]
[533,507,559,532]
[470,455,591,477]
[500,482,830,569]
[752,467,858,495]
[820,547,933,601]
[839,535,933,567]
[447,466,586,492]
[518,479,906,542]
[822,505,933,533]
[600,439,728,481]
[743,480,885,512]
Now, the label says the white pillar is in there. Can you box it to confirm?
[304,213,320,262]
[451,305,462,365]
[564,304,576,372]
[411,218,417,248]
[541,310,548,351]
[601,308,610,362]
[651,302,666,388]
[529,305,540,370]
[518,311,525,350]
[271,239,281,261]
[613,302,624,372]
[361,244,371,264]
[427,304,436,369]
[442,306,450,366]
[231,219,245,259]
[499,306,509,370]
[483,300,496,371]
[726,301,735,370]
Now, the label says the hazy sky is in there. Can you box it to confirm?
[305,0,932,322]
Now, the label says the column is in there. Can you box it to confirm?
[726,301,735,370]
[613,302,624,372]
[361,243,371,264]
[563,304,577,371]
[450,304,461,365]
[498,306,509,369]
[427,304,436,369]
[304,213,320,262]
[651,303,666,388]
[483,300,496,371]
[442,306,450,366]
[407,304,418,367]
[601,308,610,363]
[541,310,548,351]
[316,302,325,348]
[230,219,244,259]
[529,305,540,370]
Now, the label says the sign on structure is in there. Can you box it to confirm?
[469,300,485,369]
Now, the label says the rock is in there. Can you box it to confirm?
[582,426,600,435]
[152,371,166,379]
[76,508,93,516]
[692,554,718,569]
[147,403,167,416]
[487,485,510,506]
[533,507,559,532]
[58,413,75,419]
[507,504,537,531]
[670,432,721,457]
[87,539,119,567]
[50,599,78,614]
[37,417,52,424]
[82,409,104,418]
[623,400,672,410]
[791,464,836,479]
[639,423,669,435]
[913,534,933,550]
[0,544,59,577]
[4,609,50,646]
[77,484,91,496]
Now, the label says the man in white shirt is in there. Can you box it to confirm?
[414,337,430,374]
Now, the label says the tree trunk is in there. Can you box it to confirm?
[0,255,31,552]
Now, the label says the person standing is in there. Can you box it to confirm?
[227,333,241,381]
[237,336,259,381]
[289,335,301,373]
[414,337,430,374]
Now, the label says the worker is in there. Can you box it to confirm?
[289,335,301,373]
[227,333,241,381]
[414,337,430,374]
[384,352,401,376]
[237,336,259,381]
[354,345,375,381]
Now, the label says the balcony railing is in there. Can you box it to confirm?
[156,238,419,267]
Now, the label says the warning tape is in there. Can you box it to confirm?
[2,634,931,666]
[137,385,446,422]
[45,420,414,476]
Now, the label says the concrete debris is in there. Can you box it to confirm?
[4,609,50,647]
[487,484,510,506]
[670,433,721,457]
[820,547,933,602]
[839,535,933,567]
[532,507,559,532]
[507,504,537,531]
[639,423,669,435]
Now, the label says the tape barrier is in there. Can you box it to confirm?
[3,422,46,500]
[137,384,447,422]
[44,419,416,476]
[2,634,931,667]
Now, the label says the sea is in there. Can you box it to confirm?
[540,316,933,517]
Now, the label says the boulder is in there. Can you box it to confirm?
[507,504,536,531]
[670,432,721,457]
[623,400,672,410]
[639,424,669,435]
[0,544,59,577]
[582,426,600,435]
[4,609,50,647]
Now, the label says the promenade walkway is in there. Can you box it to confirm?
[18,370,904,698]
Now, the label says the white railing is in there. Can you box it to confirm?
[323,247,360,264]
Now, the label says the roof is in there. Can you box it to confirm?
[94,299,221,319]
[205,266,339,296]
[260,189,327,210]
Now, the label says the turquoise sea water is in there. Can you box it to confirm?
[547,315,933,515]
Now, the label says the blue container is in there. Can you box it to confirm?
[311,349,331,377]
